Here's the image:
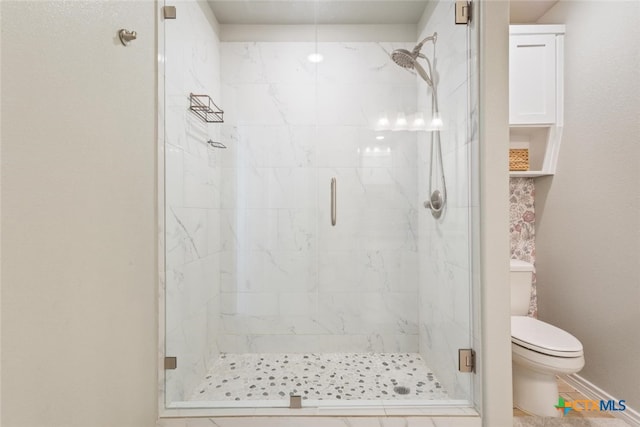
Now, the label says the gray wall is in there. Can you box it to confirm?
[536,1,640,410]
[1,1,157,425]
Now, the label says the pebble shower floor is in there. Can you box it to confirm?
[190,353,449,402]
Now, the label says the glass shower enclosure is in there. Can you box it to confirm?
[161,0,478,412]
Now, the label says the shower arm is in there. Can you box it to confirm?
[412,33,438,55]
[418,34,438,46]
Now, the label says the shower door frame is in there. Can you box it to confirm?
[156,0,490,421]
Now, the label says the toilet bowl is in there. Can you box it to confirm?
[511,315,584,416]
[510,260,585,417]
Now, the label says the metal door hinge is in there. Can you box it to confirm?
[164,356,177,370]
[163,6,177,20]
[455,1,471,25]
[458,349,475,373]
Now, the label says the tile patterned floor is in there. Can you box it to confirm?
[513,377,631,426]
[513,418,631,426]
[190,352,449,402]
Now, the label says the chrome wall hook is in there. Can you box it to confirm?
[118,29,137,46]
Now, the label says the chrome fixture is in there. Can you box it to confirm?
[289,395,302,409]
[189,93,224,123]
[393,386,411,395]
[207,139,226,149]
[424,189,444,218]
[458,348,476,373]
[391,33,447,219]
[455,1,472,24]
[118,29,137,46]
[391,33,438,88]
[164,357,177,370]
[330,177,337,226]
[163,5,177,19]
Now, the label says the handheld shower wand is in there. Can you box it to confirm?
[390,33,447,219]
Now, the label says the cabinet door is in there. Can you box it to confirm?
[509,34,557,125]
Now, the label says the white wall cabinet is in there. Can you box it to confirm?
[509,25,565,177]
[509,33,556,124]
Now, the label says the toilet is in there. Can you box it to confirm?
[510,260,585,417]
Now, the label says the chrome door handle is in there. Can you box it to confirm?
[331,177,337,226]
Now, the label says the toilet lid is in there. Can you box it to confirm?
[511,316,583,357]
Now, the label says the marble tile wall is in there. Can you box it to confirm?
[164,0,222,403]
[217,40,421,353]
[509,177,537,317]
[416,0,475,401]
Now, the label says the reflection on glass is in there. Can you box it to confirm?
[164,0,474,411]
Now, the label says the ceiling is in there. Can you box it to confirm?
[510,0,559,23]
[207,1,430,25]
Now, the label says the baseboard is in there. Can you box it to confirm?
[562,373,640,426]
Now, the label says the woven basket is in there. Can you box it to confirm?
[509,148,529,171]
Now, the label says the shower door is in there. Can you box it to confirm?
[162,0,478,410]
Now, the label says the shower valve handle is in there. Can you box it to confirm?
[424,190,444,218]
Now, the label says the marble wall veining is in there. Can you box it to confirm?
[509,177,537,317]
[217,40,421,354]
[416,0,475,401]
[164,1,223,403]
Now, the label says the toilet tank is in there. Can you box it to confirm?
[510,260,534,315]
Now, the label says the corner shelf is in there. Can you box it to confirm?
[509,126,561,178]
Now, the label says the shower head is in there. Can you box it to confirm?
[391,32,437,87]
[391,48,434,87]
[390,48,416,69]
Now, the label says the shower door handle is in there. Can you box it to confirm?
[331,177,337,226]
